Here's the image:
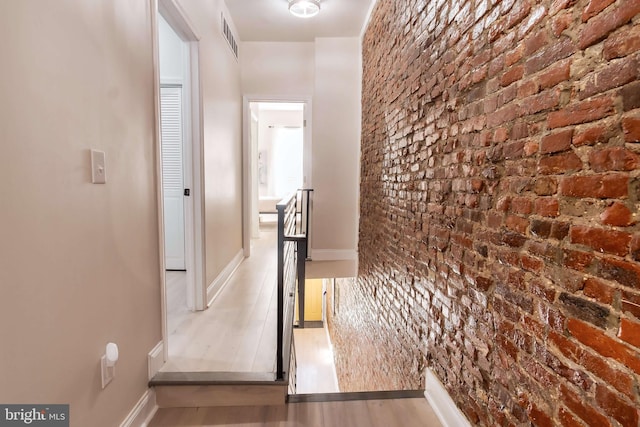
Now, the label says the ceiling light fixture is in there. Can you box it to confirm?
[289,0,321,18]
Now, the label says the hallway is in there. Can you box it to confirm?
[161,227,341,395]
[162,228,279,373]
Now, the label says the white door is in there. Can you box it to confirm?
[160,85,186,270]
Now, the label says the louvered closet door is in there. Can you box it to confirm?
[160,86,186,270]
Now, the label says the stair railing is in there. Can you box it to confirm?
[276,188,312,381]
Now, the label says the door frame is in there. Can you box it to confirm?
[242,96,312,258]
[152,0,207,361]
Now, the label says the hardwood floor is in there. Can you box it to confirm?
[293,328,339,394]
[149,397,443,426]
[162,229,278,373]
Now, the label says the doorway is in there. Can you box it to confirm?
[243,100,311,256]
[155,0,207,365]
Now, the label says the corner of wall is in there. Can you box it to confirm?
[424,369,472,427]
[119,389,158,427]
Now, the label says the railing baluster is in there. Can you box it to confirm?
[275,189,312,382]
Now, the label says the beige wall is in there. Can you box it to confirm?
[311,37,361,260]
[178,0,244,285]
[0,1,161,426]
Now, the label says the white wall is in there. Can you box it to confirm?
[177,0,244,285]
[0,1,161,426]
[240,38,362,267]
[257,109,304,198]
[312,37,361,260]
[158,14,184,83]
[241,42,315,97]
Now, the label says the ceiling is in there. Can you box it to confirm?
[224,0,375,42]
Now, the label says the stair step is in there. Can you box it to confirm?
[288,390,426,403]
[151,372,288,408]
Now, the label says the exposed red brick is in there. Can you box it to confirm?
[553,11,573,37]
[535,198,559,217]
[589,147,640,172]
[354,1,640,425]
[599,257,640,289]
[494,127,509,143]
[506,0,533,30]
[521,253,544,272]
[538,152,583,174]
[528,402,553,427]
[551,0,577,15]
[582,0,615,22]
[571,225,631,256]
[584,278,615,304]
[621,290,640,318]
[541,129,573,154]
[538,59,571,89]
[511,121,530,139]
[526,37,576,76]
[548,96,614,129]
[632,234,640,261]
[560,383,613,427]
[600,202,635,226]
[572,124,608,146]
[579,0,640,49]
[517,79,539,98]
[595,384,639,427]
[578,56,639,100]
[506,215,529,234]
[501,65,524,86]
[497,196,511,212]
[559,174,628,198]
[520,89,561,116]
[618,317,640,348]
[558,407,587,427]
[567,318,640,374]
[621,81,640,111]
[622,116,640,142]
[551,222,570,240]
[603,24,640,59]
[511,197,533,214]
[524,29,549,56]
[550,332,636,399]
[564,249,595,271]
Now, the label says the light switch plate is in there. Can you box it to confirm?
[91,149,106,184]
[101,355,115,389]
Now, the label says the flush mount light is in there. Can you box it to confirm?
[289,0,321,18]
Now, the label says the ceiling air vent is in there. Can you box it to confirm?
[221,13,238,60]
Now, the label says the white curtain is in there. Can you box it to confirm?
[272,127,303,198]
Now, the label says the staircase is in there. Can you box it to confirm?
[150,372,288,408]
[149,190,309,409]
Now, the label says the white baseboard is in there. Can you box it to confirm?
[310,249,358,261]
[424,368,471,427]
[148,341,164,381]
[120,388,158,427]
[207,249,244,306]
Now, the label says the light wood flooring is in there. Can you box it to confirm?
[149,397,443,426]
[162,229,279,373]
[162,228,343,387]
[293,328,339,394]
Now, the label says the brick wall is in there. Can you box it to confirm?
[328,0,640,425]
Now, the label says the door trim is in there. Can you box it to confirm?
[242,96,313,258]
[152,0,207,362]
